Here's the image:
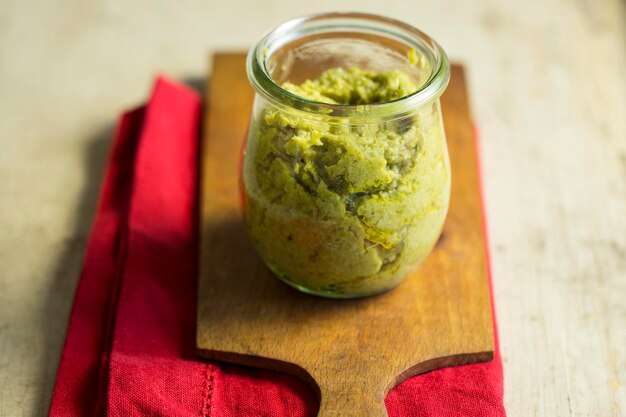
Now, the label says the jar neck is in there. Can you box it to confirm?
[246,12,450,122]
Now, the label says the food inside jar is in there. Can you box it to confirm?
[242,66,450,297]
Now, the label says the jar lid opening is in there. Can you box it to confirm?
[247,12,450,120]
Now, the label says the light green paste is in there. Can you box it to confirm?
[242,67,450,297]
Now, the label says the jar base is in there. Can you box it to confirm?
[275,274,402,299]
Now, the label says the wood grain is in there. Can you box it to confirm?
[197,53,494,416]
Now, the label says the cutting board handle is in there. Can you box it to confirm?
[317,400,388,417]
[315,377,389,417]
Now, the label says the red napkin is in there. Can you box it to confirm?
[49,77,506,417]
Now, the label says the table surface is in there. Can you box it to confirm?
[0,1,624,416]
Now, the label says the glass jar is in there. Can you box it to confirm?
[242,12,451,298]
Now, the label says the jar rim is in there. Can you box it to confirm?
[246,12,450,120]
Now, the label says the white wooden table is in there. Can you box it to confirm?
[0,0,624,415]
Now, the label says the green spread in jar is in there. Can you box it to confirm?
[242,67,450,297]
[281,67,418,105]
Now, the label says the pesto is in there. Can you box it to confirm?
[242,67,450,297]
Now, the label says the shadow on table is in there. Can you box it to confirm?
[40,123,112,416]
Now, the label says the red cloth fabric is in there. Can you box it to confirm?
[49,77,506,417]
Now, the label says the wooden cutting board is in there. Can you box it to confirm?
[197,53,494,417]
